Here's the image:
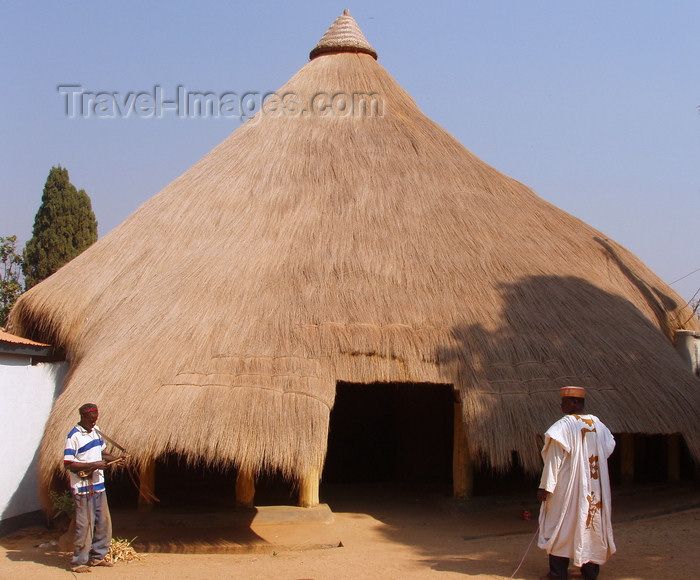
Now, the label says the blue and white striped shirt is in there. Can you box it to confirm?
[64,424,107,495]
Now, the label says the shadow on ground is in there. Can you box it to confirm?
[1,481,698,578]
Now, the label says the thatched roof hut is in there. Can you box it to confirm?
[10,10,699,506]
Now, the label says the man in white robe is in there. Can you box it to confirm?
[536,386,616,580]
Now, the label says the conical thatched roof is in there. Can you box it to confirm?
[9,11,699,497]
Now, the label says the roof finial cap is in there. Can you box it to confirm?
[310,9,378,60]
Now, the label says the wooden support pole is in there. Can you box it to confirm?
[667,434,681,483]
[620,433,634,486]
[138,458,156,512]
[235,469,256,508]
[453,401,473,499]
[298,467,320,508]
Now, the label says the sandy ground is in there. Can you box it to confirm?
[2,483,699,579]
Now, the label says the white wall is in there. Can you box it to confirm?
[674,330,700,378]
[0,355,67,522]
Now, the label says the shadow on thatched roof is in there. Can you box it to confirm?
[440,274,698,472]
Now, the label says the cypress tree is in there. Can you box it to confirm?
[23,166,98,289]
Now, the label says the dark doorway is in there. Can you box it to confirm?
[323,382,454,485]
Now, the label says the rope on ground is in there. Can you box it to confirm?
[510,525,539,578]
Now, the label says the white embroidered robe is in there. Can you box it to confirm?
[537,413,616,566]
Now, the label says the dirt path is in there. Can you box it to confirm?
[2,484,698,579]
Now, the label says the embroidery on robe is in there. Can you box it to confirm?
[575,414,595,427]
[586,491,602,529]
[589,454,600,480]
[575,416,596,444]
[580,426,596,444]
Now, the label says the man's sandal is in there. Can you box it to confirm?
[70,564,92,573]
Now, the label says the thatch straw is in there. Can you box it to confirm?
[8,11,699,503]
[107,537,143,563]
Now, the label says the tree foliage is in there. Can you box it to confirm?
[23,166,98,289]
[0,235,24,327]
[691,297,700,323]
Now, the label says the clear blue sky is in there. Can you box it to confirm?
[1,1,698,304]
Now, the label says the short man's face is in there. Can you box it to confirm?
[80,411,99,431]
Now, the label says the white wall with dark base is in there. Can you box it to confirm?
[0,354,67,528]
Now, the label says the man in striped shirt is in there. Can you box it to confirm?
[64,403,125,573]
